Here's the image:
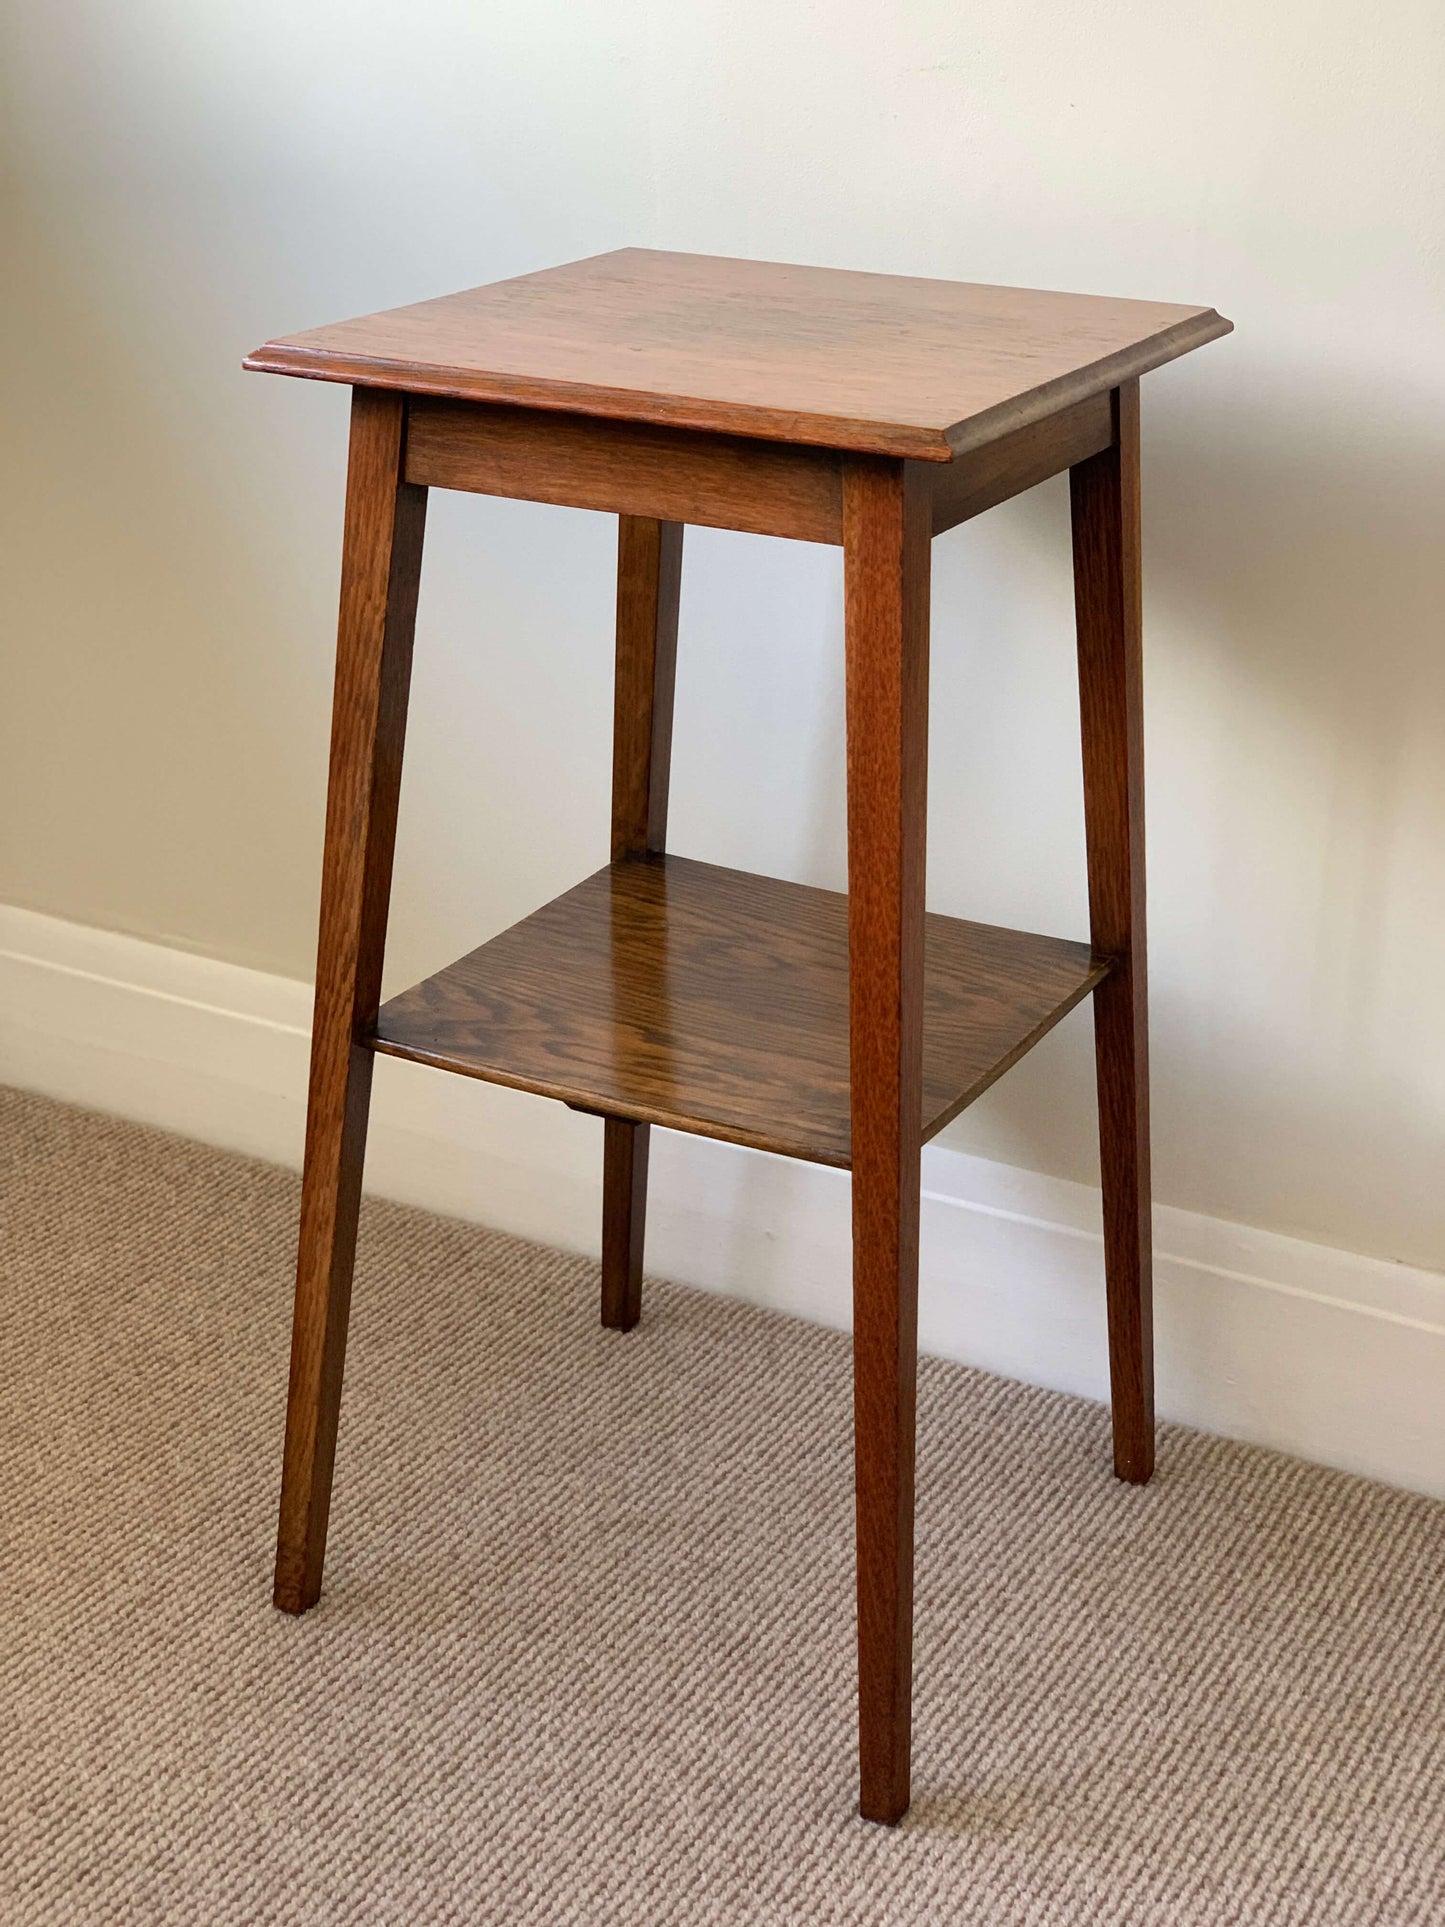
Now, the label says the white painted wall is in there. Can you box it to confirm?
[2,2,1443,1289]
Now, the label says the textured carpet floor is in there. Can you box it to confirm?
[1,1088,1443,1924]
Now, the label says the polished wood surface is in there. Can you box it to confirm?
[370,854,1106,1169]
[274,389,427,1614]
[601,517,683,1330]
[610,519,682,868]
[405,398,842,544]
[1071,381,1154,1484]
[253,252,1226,1825]
[245,248,1230,462]
[842,456,931,1824]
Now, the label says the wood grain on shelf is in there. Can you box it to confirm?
[245,247,1230,462]
[369,854,1108,1169]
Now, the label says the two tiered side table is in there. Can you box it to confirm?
[245,250,1229,1824]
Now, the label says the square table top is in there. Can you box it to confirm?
[245,248,1229,463]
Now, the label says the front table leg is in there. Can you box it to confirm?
[274,388,427,1613]
[601,517,683,1330]
[843,458,930,1825]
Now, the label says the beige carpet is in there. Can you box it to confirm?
[1,1088,1442,1924]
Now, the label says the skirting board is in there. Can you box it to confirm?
[1,901,1442,1499]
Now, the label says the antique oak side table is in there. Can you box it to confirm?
[245,250,1230,1825]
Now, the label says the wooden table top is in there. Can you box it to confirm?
[245,248,1229,462]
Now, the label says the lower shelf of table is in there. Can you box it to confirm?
[370,853,1109,1169]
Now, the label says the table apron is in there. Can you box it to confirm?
[402,397,845,542]
[928,391,1115,535]
[400,389,1117,544]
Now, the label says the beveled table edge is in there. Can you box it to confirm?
[242,305,1231,465]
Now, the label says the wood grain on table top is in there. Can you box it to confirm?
[245,249,1230,462]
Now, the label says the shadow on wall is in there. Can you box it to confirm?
[0,191,331,967]
[1143,374,1445,1267]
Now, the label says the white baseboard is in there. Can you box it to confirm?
[2,901,1442,1499]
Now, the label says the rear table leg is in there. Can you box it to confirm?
[1070,379,1155,1484]
[601,516,683,1330]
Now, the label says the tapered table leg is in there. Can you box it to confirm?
[273,388,427,1612]
[843,458,930,1825]
[1070,379,1155,1484]
[601,517,683,1330]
